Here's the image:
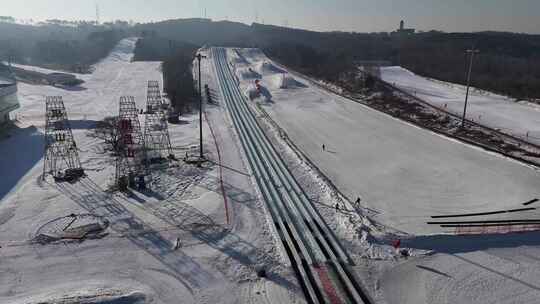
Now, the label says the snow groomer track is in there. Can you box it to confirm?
[213,47,372,304]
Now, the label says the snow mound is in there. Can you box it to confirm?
[230,54,247,65]
[254,61,286,75]
[269,73,306,89]
[236,67,261,80]
[241,48,265,59]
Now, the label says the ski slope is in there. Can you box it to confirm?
[214,47,371,304]
[0,39,300,304]
[381,231,540,304]
[230,48,540,304]
[381,66,540,144]
[231,48,540,236]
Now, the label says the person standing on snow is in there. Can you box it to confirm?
[392,239,402,255]
[174,237,181,250]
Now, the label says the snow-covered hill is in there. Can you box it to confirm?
[0,40,300,304]
[230,47,540,304]
[231,48,540,236]
[381,66,540,144]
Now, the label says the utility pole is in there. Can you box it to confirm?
[461,48,480,128]
[196,53,207,160]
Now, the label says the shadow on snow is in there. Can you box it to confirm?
[53,176,299,293]
[0,125,44,201]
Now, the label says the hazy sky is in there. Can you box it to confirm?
[3,0,539,33]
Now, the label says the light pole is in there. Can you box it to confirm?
[461,48,480,128]
[196,53,207,159]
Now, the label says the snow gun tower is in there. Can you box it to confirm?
[144,80,173,162]
[115,96,148,191]
[43,96,84,181]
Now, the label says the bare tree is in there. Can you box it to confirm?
[90,116,120,151]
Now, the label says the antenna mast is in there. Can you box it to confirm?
[95,2,100,25]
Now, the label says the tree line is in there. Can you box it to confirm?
[135,19,540,100]
[133,36,200,114]
[4,18,540,100]
[399,32,540,100]
[30,30,125,71]
[256,25,540,100]
[0,20,126,72]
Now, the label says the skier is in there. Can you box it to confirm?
[173,237,181,250]
[322,144,326,151]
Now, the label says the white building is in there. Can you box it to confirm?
[0,67,19,125]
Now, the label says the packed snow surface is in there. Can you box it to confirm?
[0,40,301,304]
[230,47,540,304]
[381,66,540,144]
[233,48,540,236]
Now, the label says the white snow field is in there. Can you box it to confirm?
[229,48,540,304]
[231,48,540,236]
[381,66,540,144]
[380,232,540,304]
[0,40,302,304]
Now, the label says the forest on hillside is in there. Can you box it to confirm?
[133,35,200,114]
[254,25,540,100]
[2,18,540,100]
[0,20,127,72]
[132,19,540,100]
[399,32,540,100]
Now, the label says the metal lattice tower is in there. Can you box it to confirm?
[115,96,148,189]
[144,80,173,161]
[43,96,83,180]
